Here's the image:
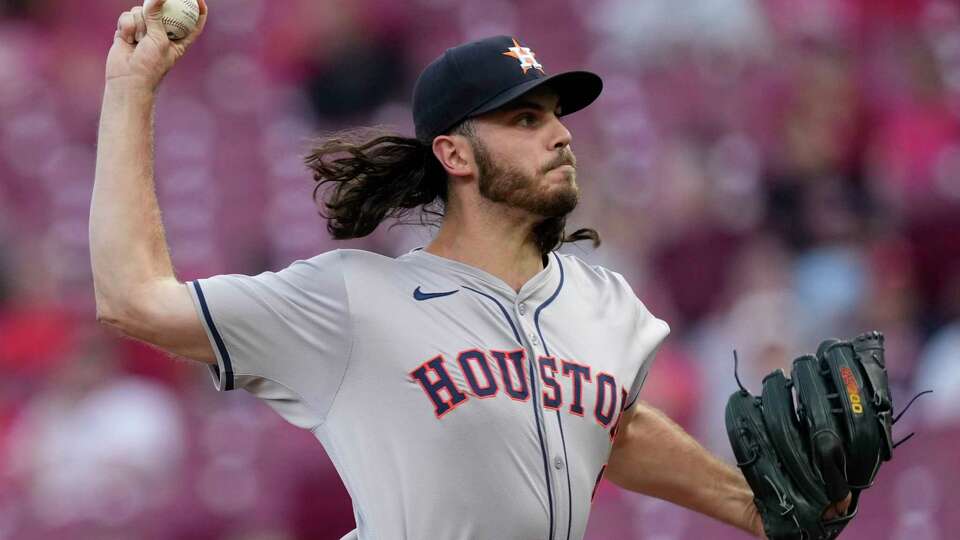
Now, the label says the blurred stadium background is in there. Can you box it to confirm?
[1,0,959,538]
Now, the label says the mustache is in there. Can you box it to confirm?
[542,150,577,173]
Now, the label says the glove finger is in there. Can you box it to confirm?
[726,389,814,539]
[851,331,894,461]
[819,340,883,489]
[760,369,830,509]
[792,354,851,505]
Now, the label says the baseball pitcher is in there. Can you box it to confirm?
[91,2,910,539]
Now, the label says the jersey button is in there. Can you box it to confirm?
[518,303,527,315]
[553,456,564,470]
[531,334,540,346]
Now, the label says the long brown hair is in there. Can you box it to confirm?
[305,122,600,256]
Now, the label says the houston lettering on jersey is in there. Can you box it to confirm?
[409,348,628,434]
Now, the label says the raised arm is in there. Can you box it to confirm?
[90,0,214,363]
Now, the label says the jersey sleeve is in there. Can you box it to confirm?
[623,286,670,410]
[187,249,352,428]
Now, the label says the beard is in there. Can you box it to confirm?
[471,139,579,218]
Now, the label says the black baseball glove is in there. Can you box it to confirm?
[725,331,925,540]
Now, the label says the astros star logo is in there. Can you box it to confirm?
[502,38,545,74]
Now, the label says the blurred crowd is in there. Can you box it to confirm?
[1,0,959,538]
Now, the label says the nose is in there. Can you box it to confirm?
[550,116,572,150]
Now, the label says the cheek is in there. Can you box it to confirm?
[483,139,544,181]
[504,155,539,181]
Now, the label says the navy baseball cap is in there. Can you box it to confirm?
[412,35,603,142]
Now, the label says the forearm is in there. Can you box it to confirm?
[90,82,175,321]
[606,402,759,536]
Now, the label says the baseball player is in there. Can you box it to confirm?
[92,2,849,539]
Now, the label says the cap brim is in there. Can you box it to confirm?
[469,70,603,119]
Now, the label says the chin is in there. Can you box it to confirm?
[550,175,578,198]
[538,187,579,217]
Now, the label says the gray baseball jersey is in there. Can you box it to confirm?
[188,248,669,540]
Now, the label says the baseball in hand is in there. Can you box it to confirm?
[154,0,200,41]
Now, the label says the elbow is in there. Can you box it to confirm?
[96,302,157,344]
[93,283,124,327]
[93,278,186,346]
[94,290,145,337]
[92,281,151,335]
[95,308,114,328]
[95,300,130,333]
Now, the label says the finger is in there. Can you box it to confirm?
[117,11,137,44]
[113,29,134,48]
[196,0,209,33]
[837,492,853,514]
[822,493,853,520]
[823,503,842,520]
[179,0,208,48]
[143,0,169,39]
[143,0,168,16]
[131,6,147,43]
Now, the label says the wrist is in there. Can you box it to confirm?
[715,468,764,537]
[730,474,765,538]
[104,77,159,100]
[742,496,765,538]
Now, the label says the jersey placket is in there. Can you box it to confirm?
[516,296,569,540]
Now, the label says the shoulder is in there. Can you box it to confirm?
[275,249,396,291]
[328,248,395,266]
[312,249,425,293]
[554,252,664,325]
[553,252,634,294]
[294,248,397,273]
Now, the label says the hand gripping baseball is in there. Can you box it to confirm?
[106,0,208,91]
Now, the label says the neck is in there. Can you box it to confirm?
[426,199,545,292]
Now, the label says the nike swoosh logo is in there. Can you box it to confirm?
[413,286,460,301]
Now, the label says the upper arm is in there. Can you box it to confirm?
[610,401,643,452]
[99,277,216,364]
[103,251,353,427]
[183,252,352,415]
[606,401,686,488]
[605,401,646,486]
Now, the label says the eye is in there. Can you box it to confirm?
[516,112,538,127]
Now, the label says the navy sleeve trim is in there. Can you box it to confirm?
[192,280,235,391]
[624,371,649,410]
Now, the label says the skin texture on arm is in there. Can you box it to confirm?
[90,0,214,363]
[605,402,764,537]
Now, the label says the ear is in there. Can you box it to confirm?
[432,134,474,180]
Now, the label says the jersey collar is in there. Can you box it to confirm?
[403,248,561,303]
